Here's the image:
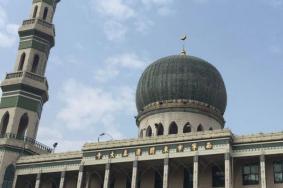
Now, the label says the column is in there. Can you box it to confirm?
[35,173,41,188]
[163,158,169,188]
[77,165,84,188]
[225,153,232,188]
[131,160,138,188]
[85,172,91,188]
[103,163,111,188]
[12,173,18,188]
[260,155,266,188]
[193,155,198,188]
[59,171,66,188]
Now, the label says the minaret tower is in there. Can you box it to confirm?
[0,0,60,186]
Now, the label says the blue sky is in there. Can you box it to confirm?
[0,0,283,151]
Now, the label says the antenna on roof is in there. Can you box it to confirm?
[180,34,188,55]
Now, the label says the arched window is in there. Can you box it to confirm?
[197,124,203,132]
[146,126,152,137]
[31,55,39,73]
[156,123,164,136]
[1,112,9,136]
[169,122,178,134]
[17,113,29,139]
[33,6,38,18]
[140,130,143,138]
[18,53,26,71]
[2,164,15,188]
[43,7,48,21]
[209,127,213,131]
[183,123,191,133]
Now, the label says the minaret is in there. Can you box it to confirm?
[0,0,60,186]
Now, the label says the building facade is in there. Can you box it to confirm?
[0,1,283,188]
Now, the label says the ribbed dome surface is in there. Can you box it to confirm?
[136,55,227,114]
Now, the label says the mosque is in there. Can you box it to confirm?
[1,0,283,188]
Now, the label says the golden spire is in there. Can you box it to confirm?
[180,34,188,55]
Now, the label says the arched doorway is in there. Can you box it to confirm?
[2,164,15,188]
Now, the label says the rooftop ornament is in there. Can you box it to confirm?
[180,34,188,55]
[98,132,113,142]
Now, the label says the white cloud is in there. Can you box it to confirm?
[89,0,173,40]
[269,45,283,55]
[141,0,173,15]
[94,53,148,83]
[38,126,86,151]
[262,0,283,7]
[90,0,135,21]
[39,79,136,151]
[56,79,135,135]
[103,21,128,41]
[0,6,18,48]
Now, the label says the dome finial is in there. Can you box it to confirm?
[180,34,188,55]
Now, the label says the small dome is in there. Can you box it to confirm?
[136,55,227,114]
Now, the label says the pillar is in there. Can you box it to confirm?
[260,155,266,188]
[131,160,138,188]
[193,155,198,188]
[77,165,84,188]
[12,173,18,188]
[225,153,232,188]
[35,173,41,188]
[59,171,66,188]
[85,172,91,188]
[103,163,111,188]
[163,158,169,188]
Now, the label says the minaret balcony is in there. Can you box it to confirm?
[1,71,49,103]
[3,71,49,91]
[19,18,55,37]
[0,133,52,154]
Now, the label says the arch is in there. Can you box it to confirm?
[2,164,15,188]
[51,182,57,188]
[18,53,26,71]
[138,167,163,188]
[156,123,164,136]
[17,113,29,139]
[31,55,39,73]
[146,126,152,137]
[109,177,115,188]
[169,122,178,134]
[43,7,48,21]
[183,167,193,188]
[1,112,9,136]
[183,123,191,133]
[197,124,203,132]
[209,127,213,131]
[154,171,163,188]
[89,171,103,188]
[33,5,38,18]
[212,165,224,187]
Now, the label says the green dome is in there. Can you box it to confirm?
[136,55,227,114]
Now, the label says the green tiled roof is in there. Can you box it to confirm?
[136,55,227,114]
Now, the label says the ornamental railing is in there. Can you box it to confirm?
[0,133,53,153]
[5,71,48,89]
[22,18,53,28]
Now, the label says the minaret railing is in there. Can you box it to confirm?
[0,133,53,153]
[5,71,49,89]
[22,18,53,28]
